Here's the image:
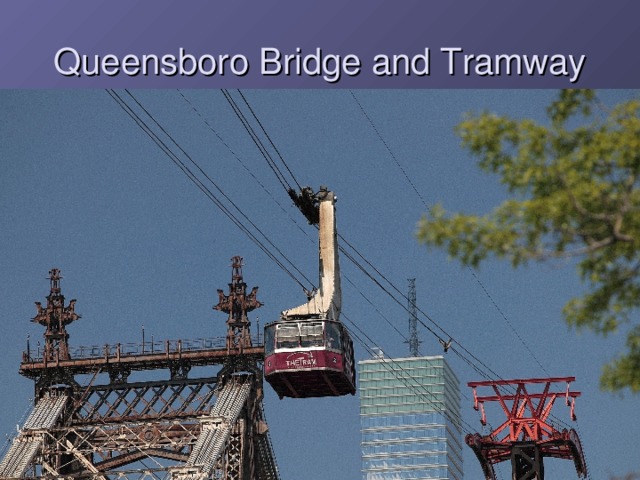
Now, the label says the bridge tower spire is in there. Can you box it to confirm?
[32,268,80,363]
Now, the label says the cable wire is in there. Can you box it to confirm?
[236,90,303,191]
[177,90,310,240]
[349,89,551,377]
[106,89,314,292]
[221,90,295,194]
[220,88,517,388]
[168,90,576,434]
[342,313,475,435]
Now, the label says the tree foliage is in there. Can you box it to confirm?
[417,90,640,393]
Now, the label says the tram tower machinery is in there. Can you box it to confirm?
[465,377,587,480]
[0,263,278,480]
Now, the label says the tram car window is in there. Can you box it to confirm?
[300,322,323,347]
[325,321,342,350]
[276,324,300,349]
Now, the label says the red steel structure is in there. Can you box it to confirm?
[465,377,587,480]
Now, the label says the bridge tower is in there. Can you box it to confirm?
[0,262,279,480]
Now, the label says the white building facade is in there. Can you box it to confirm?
[359,355,463,480]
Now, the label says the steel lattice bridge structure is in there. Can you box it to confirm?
[0,263,279,480]
[2,187,356,480]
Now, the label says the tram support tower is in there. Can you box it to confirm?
[465,377,587,480]
[1,265,278,480]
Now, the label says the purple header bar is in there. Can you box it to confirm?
[2,0,638,88]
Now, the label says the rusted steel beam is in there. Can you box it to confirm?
[93,448,189,470]
[19,346,264,377]
[73,379,218,424]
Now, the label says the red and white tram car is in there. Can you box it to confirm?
[264,318,355,398]
[264,187,356,398]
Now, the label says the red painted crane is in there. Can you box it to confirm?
[466,377,587,480]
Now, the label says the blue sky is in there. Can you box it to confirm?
[1,89,638,479]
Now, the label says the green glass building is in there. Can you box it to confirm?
[359,354,463,480]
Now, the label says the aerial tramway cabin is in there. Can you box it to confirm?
[264,187,356,398]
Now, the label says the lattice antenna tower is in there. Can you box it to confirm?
[407,278,421,356]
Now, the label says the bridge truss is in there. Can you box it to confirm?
[0,261,279,480]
